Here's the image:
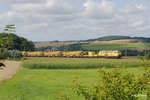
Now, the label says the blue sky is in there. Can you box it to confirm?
[0,0,150,41]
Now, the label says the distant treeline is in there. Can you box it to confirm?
[120,49,150,56]
[0,33,35,51]
[35,43,83,51]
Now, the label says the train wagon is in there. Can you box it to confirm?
[21,50,122,59]
[21,51,27,57]
[43,51,62,57]
[62,51,87,58]
[98,50,122,58]
[83,51,97,58]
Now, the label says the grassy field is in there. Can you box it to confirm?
[0,68,147,100]
[0,58,148,100]
[81,39,150,51]
[22,58,141,69]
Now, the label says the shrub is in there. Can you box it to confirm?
[73,68,150,100]
[0,49,22,59]
[0,49,10,59]
[9,50,23,58]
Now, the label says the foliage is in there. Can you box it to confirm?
[3,24,16,34]
[146,52,150,60]
[120,50,146,56]
[22,58,141,69]
[0,24,35,51]
[58,43,82,51]
[0,33,35,51]
[0,50,10,59]
[0,24,34,59]
[73,67,150,100]
[0,49,22,59]
[35,46,52,51]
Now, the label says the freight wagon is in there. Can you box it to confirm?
[22,50,122,59]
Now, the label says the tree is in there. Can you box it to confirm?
[0,24,35,51]
[3,24,16,34]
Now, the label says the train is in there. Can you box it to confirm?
[22,50,122,59]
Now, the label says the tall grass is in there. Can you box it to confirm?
[22,58,141,69]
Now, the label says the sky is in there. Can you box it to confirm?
[0,0,150,41]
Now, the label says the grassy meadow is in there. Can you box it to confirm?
[0,58,148,100]
[0,68,147,100]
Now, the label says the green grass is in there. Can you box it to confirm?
[22,58,141,69]
[81,41,150,51]
[0,68,147,100]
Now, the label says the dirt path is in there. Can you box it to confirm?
[0,60,21,84]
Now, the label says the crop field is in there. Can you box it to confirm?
[22,58,141,69]
[81,39,150,51]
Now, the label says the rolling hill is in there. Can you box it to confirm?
[34,36,150,51]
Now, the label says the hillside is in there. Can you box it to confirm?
[81,39,150,51]
[82,35,150,42]
[34,36,150,52]
[34,41,78,48]
[83,36,132,42]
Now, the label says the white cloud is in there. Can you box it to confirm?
[0,0,150,41]
[23,23,48,31]
[137,24,150,31]
[0,0,43,4]
[120,4,147,14]
[130,21,144,28]
[83,0,115,19]
[12,0,80,15]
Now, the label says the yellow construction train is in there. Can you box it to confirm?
[22,50,122,59]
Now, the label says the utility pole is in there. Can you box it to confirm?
[144,42,147,58]
[125,40,127,59]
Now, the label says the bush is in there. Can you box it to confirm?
[0,49,22,59]
[73,68,150,100]
[0,49,10,59]
[9,50,23,58]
